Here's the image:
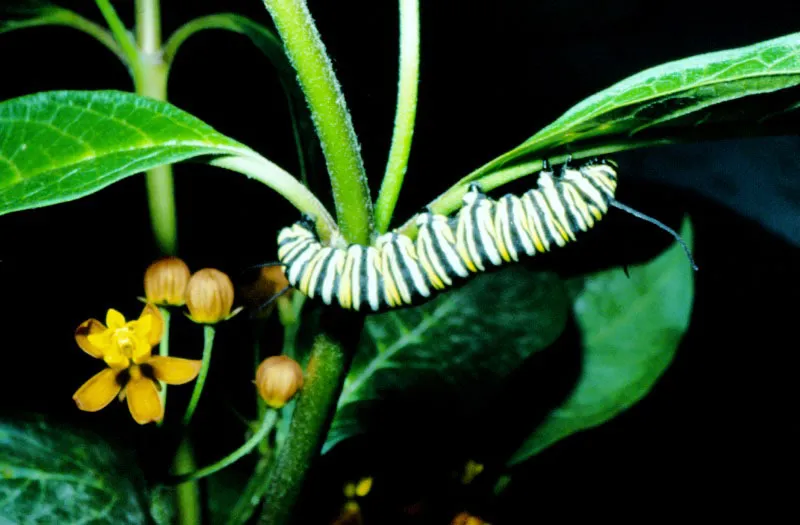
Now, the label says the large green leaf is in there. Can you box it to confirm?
[0,90,257,215]
[507,217,695,465]
[468,31,800,182]
[0,416,149,523]
[322,266,570,454]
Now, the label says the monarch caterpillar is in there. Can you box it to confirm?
[274,158,696,313]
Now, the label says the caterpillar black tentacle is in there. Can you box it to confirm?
[276,157,694,313]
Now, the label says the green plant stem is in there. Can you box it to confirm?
[157,307,170,426]
[209,154,336,241]
[228,454,272,525]
[135,0,161,55]
[374,0,421,233]
[127,0,178,255]
[182,325,215,426]
[171,410,278,484]
[257,323,360,525]
[93,0,142,80]
[173,438,201,525]
[261,0,372,245]
[0,7,125,62]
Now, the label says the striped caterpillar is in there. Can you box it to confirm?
[273,158,694,313]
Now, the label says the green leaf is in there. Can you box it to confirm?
[470,31,800,181]
[0,90,256,216]
[507,217,695,465]
[323,266,570,454]
[0,416,149,523]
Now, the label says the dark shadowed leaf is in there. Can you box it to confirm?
[0,90,256,215]
[323,266,570,454]
[0,416,148,523]
[469,32,800,181]
[507,217,695,465]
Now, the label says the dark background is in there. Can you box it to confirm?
[1,1,799,523]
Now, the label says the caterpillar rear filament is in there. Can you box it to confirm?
[275,158,696,313]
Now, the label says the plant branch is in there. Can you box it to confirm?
[374,0,420,233]
[94,0,143,82]
[0,7,125,63]
[209,154,337,241]
[261,0,373,244]
[170,410,278,484]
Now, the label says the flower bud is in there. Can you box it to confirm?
[185,268,235,324]
[144,256,191,306]
[451,512,490,525]
[255,355,304,408]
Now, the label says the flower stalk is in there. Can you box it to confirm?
[182,325,216,426]
[171,410,278,484]
[157,306,170,421]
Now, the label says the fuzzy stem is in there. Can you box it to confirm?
[257,321,360,525]
[374,0,421,233]
[261,0,373,244]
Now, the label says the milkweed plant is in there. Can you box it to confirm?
[1,0,799,523]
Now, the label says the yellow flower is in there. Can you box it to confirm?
[73,304,201,424]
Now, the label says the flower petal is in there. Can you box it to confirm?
[73,368,122,412]
[106,309,126,330]
[75,319,108,359]
[147,356,202,385]
[104,352,131,370]
[130,336,153,365]
[139,303,164,346]
[126,376,163,424]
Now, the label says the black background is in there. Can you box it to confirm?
[1,1,799,523]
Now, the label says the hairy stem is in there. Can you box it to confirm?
[261,0,373,244]
[257,315,362,525]
[374,0,421,233]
